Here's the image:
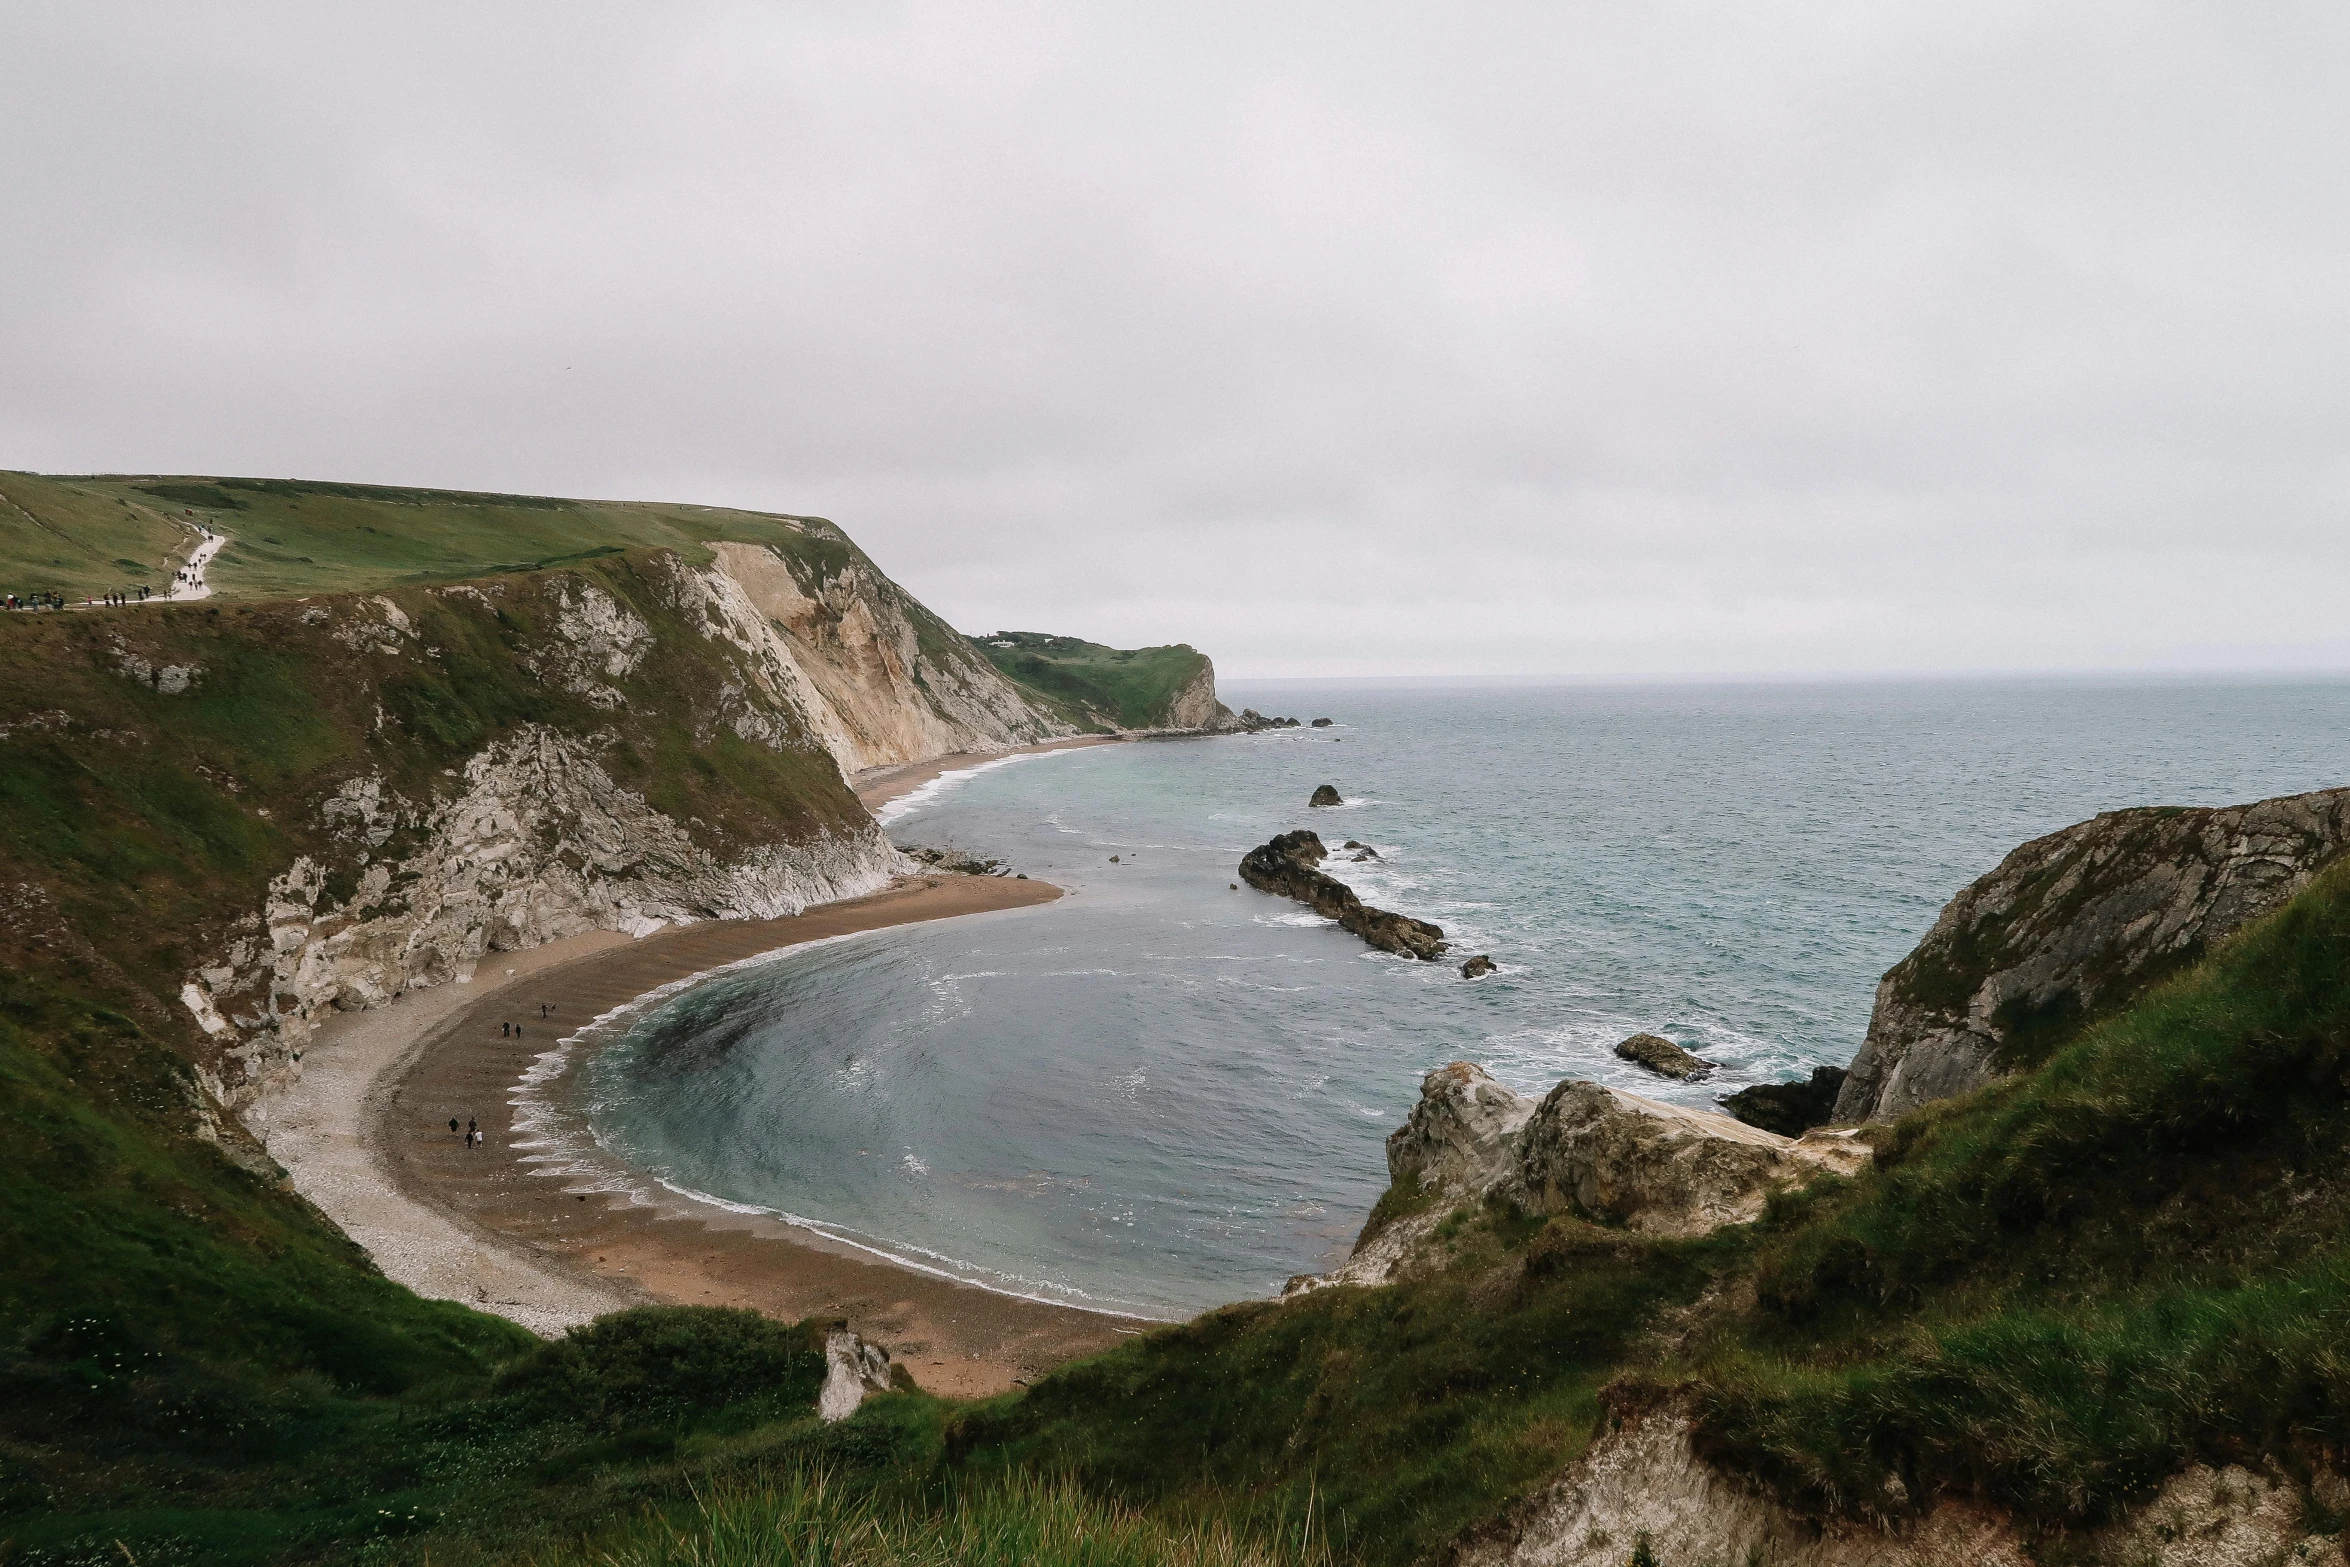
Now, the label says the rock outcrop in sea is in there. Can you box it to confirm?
[1309,783,1343,807]
[1836,785,2350,1122]
[1460,953,1495,978]
[1238,830,1446,959]
[1719,1064,1846,1135]
[1613,1031,1711,1081]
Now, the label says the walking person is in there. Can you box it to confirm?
[449,1116,459,1137]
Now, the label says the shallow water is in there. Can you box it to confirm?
[568,678,2350,1317]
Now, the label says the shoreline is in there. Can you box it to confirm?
[853,736,1126,818]
[265,873,1134,1396]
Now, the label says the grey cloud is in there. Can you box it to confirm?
[4,1,2347,676]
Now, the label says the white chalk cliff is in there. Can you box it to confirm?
[699,537,1078,771]
[193,526,1152,1108]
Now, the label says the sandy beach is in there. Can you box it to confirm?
[852,736,1125,815]
[263,872,1136,1396]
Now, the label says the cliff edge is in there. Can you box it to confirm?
[1837,785,2350,1121]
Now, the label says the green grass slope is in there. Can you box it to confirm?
[0,470,855,603]
[1,470,1067,757]
[970,630,1214,731]
[0,551,877,1563]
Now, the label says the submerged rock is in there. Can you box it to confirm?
[1239,830,1447,959]
[818,1323,897,1423]
[1719,1065,1847,1136]
[898,842,1006,877]
[1237,708,1301,730]
[1309,784,1343,807]
[1837,785,2350,1122]
[1461,954,1496,978]
[1614,1032,1712,1081]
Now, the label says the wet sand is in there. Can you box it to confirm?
[852,736,1125,815]
[372,874,1136,1395]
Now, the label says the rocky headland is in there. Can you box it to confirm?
[1292,1061,1868,1293]
[1238,828,1448,959]
[1834,784,2350,1121]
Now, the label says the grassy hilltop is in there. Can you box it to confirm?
[0,472,1224,733]
[969,631,1217,732]
[0,470,848,602]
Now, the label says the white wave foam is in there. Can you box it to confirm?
[637,1173,1168,1319]
[877,746,1093,825]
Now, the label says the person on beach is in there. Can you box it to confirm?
[449,1117,460,1137]
[501,1021,510,1037]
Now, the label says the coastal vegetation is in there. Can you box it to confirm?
[0,469,849,603]
[968,630,1217,732]
[10,471,2350,1563]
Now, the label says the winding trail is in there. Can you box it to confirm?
[165,526,226,599]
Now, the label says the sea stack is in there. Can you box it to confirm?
[1309,784,1343,807]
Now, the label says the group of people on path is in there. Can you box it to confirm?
[6,585,160,610]
[9,521,216,610]
[450,1116,483,1149]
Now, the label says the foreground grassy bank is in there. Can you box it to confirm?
[0,544,866,1563]
[544,1469,1330,1567]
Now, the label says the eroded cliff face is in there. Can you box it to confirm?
[186,721,897,1110]
[702,538,1075,771]
[1162,657,1233,732]
[1837,786,2350,1122]
[1451,1409,2349,1567]
[17,554,930,1113]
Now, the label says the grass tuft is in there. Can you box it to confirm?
[538,1468,1330,1567]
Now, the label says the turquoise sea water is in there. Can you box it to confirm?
[562,678,2350,1318]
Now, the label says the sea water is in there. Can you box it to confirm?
[570,678,2350,1317]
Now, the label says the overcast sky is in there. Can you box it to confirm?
[4,4,2346,678]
